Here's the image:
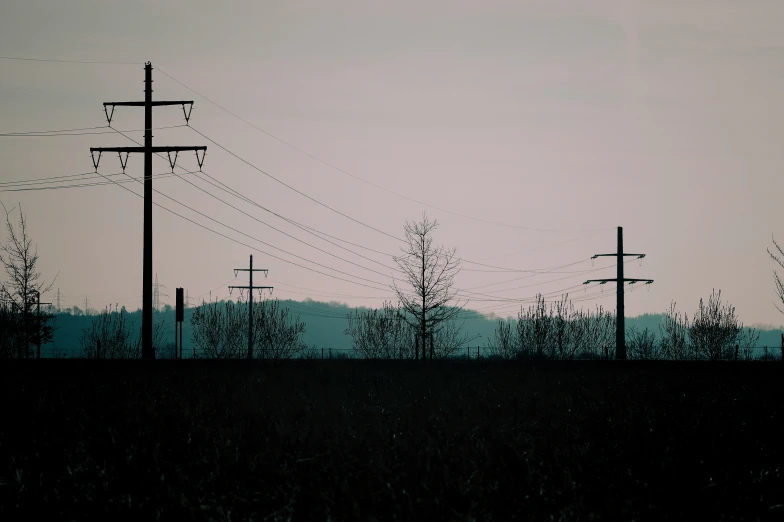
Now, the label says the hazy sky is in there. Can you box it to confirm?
[2,0,784,327]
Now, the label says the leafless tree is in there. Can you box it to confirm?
[488,319,516,359]
[190,300,245,359]
[431,315,479,358]
[738,328,760,361]
[345,301,414,359]
[659,301,690,360]
[0,203,56,358]
[689,289,742,360]
[627,326,660,360]
[80,305,165,359]
[393,213,465,360]
[768,236,784,314]
[253,299,307,359]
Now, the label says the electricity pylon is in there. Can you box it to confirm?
[90,62,206,359]
[229,255,273,359]
[584,226,653,360]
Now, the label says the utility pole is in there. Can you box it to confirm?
[90,62,206,360]
[84,297,89,315]
[56,288,62,312]
[36,291,52,359]
[584,226,653,360]
[229,255,273,359]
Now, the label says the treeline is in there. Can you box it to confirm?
[488,289,774,361]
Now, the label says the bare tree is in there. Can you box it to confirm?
[190,300,245,359]
[0,203,56,358]
[689,289,742,361]
[345,301,414,359]
[80,305,165,359]
[393,213,465,360]
[768,236,784,314]
[738,328,760,361]
[659,301,690,360]
[627,326,660,360]
[253,299,307,359]
[488,319,516,359]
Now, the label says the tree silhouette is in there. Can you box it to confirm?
[0,202,55,358]
[393,213,464,360]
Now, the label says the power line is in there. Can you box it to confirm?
[0,124,186,137]
[156,66,611,234]
[0,170,200,192]
[187,126,609,274]
[96,135,399,288]
[188,125,404,243]
[0,56,142,65]
[90,170,395,292]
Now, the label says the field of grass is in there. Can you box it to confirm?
[1,360,783,520]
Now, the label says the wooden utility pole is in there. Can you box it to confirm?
[229,255,273,359]
[584,226,653,360]
[90,62,206,359]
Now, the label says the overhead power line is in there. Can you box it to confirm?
[188,125,404,243]
[0,56,142,65]
[156,66,611,234]
[0,124,186,137]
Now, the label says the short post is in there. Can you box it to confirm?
[321,347,324,359]
[764,346,768,361]
[477,346,480,359]
[467,346,470,359]
[734,344,738,361]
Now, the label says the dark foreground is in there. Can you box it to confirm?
[1,360,783,521]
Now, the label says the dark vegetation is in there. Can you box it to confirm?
[2,360,783,520]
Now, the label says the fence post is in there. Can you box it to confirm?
[734,344,738,361]
[477,346,480,359]
[467,346,470,359]
[764,346,768,361]
[321,347,324,360]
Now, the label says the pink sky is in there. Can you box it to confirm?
[2,0,784,326]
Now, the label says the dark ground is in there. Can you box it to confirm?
[1,360,783,521]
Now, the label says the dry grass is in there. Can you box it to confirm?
[1,360,783,520]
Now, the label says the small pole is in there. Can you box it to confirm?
[734,343,738,361]
[322,346,324,359]
[764,346,768,361]
[467,345,470,359]
[36,292,41,359]
[477,346,480,359]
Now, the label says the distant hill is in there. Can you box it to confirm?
[40,300,783,358]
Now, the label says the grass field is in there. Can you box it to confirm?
[1,360,783,520]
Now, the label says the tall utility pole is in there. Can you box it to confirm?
[584,226,653,360]
[55,288,62,312]
[90,62,206,360]
[229,255,273,359]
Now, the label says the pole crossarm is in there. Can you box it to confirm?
[104,101,194,107]
[90,146,206,153]
[592,253,645,259]
[584,278,653,284]
[90,62,206,359]
[229,286,274,290]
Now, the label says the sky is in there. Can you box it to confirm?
[2,0,784,327]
